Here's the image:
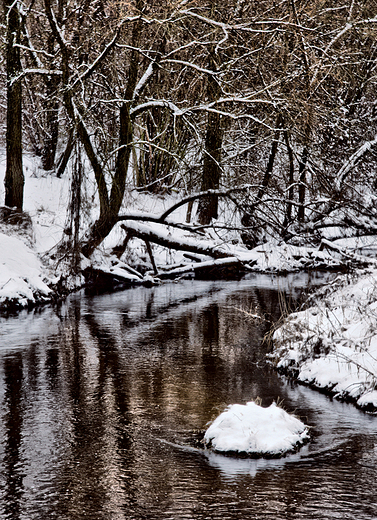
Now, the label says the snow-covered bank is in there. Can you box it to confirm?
[0,152,349,311]
[270,268,377,412]
[204,401,309,457]
[0,231,52,309]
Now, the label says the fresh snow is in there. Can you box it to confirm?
[0,153,342,308]
[271,267,377,411]
[204,401,309,457]
[0,232,52,307]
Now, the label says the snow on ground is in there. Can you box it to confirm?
[204,401,309,457]
[2,154,377,416]
[0,154,69,308]
[0,232,52,308]
[270,267,377,411]
[0,152,343,309]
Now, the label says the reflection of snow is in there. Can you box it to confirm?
[204,401,309,457]
[206,451,288,478]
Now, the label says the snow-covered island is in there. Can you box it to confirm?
[204,401,310,458]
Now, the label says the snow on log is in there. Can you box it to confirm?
[157,256,248,280]
[320,238,377,266]
[120,221,232,258]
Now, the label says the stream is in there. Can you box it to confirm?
[0,273,377,519]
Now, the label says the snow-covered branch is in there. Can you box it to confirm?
[130,100,184,118]
[9,68,62,86]
[133,62,154,100]
[335,135,377,191]
[181,9,315,33]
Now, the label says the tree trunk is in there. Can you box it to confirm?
[283,130,295,227]
[197,48,223,225]
[298,145,308,222]
[256,116,282,200]
[241,116,281,239]
[81,15,141,258]
[198,106,223,225]
[41,76,60,171]
[56,127,75,178]
[4,0,24,210]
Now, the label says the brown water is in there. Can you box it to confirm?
[0,274,377,519]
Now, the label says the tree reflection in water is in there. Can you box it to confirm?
[0,275,376,520]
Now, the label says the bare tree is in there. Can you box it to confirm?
[3,0,24,209]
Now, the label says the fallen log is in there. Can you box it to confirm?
[320,238,377,266]
[120,221,231,259]
[156,256,250,280]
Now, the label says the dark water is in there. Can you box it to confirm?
[0,273,377,520]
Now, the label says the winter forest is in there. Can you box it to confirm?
[4,3,377,513]
[1,0,377,290]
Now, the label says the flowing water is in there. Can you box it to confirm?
[0,273,376,520]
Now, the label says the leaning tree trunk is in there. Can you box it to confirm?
[4,0,24,210]
[80,17,141,258]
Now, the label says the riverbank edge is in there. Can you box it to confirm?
[273,364,377,415]
[268,267,377,415]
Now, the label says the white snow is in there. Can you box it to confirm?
[271,267,377,411]
[0,151,343,311]
[1,153,377,417]
[0,232,52,307]
[204,401,309,457]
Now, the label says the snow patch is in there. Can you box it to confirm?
[271,268,377,411]
[0,232,52,308]
[204,401,309,457]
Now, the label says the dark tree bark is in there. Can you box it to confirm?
[4,0,24,210]
[298,145,308,222]
[283,130,295,227]
[198,106,223,225]
[41,68,60,171]
[197,49,223,225]
[56,127,75,178]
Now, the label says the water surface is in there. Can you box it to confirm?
[0,274,376,519]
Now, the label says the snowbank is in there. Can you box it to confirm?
[0,151,355,310]
[0,232,52,308]
[204,401,309,457]
[270,268,377,412]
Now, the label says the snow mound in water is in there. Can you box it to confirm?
[204,401,309,457]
